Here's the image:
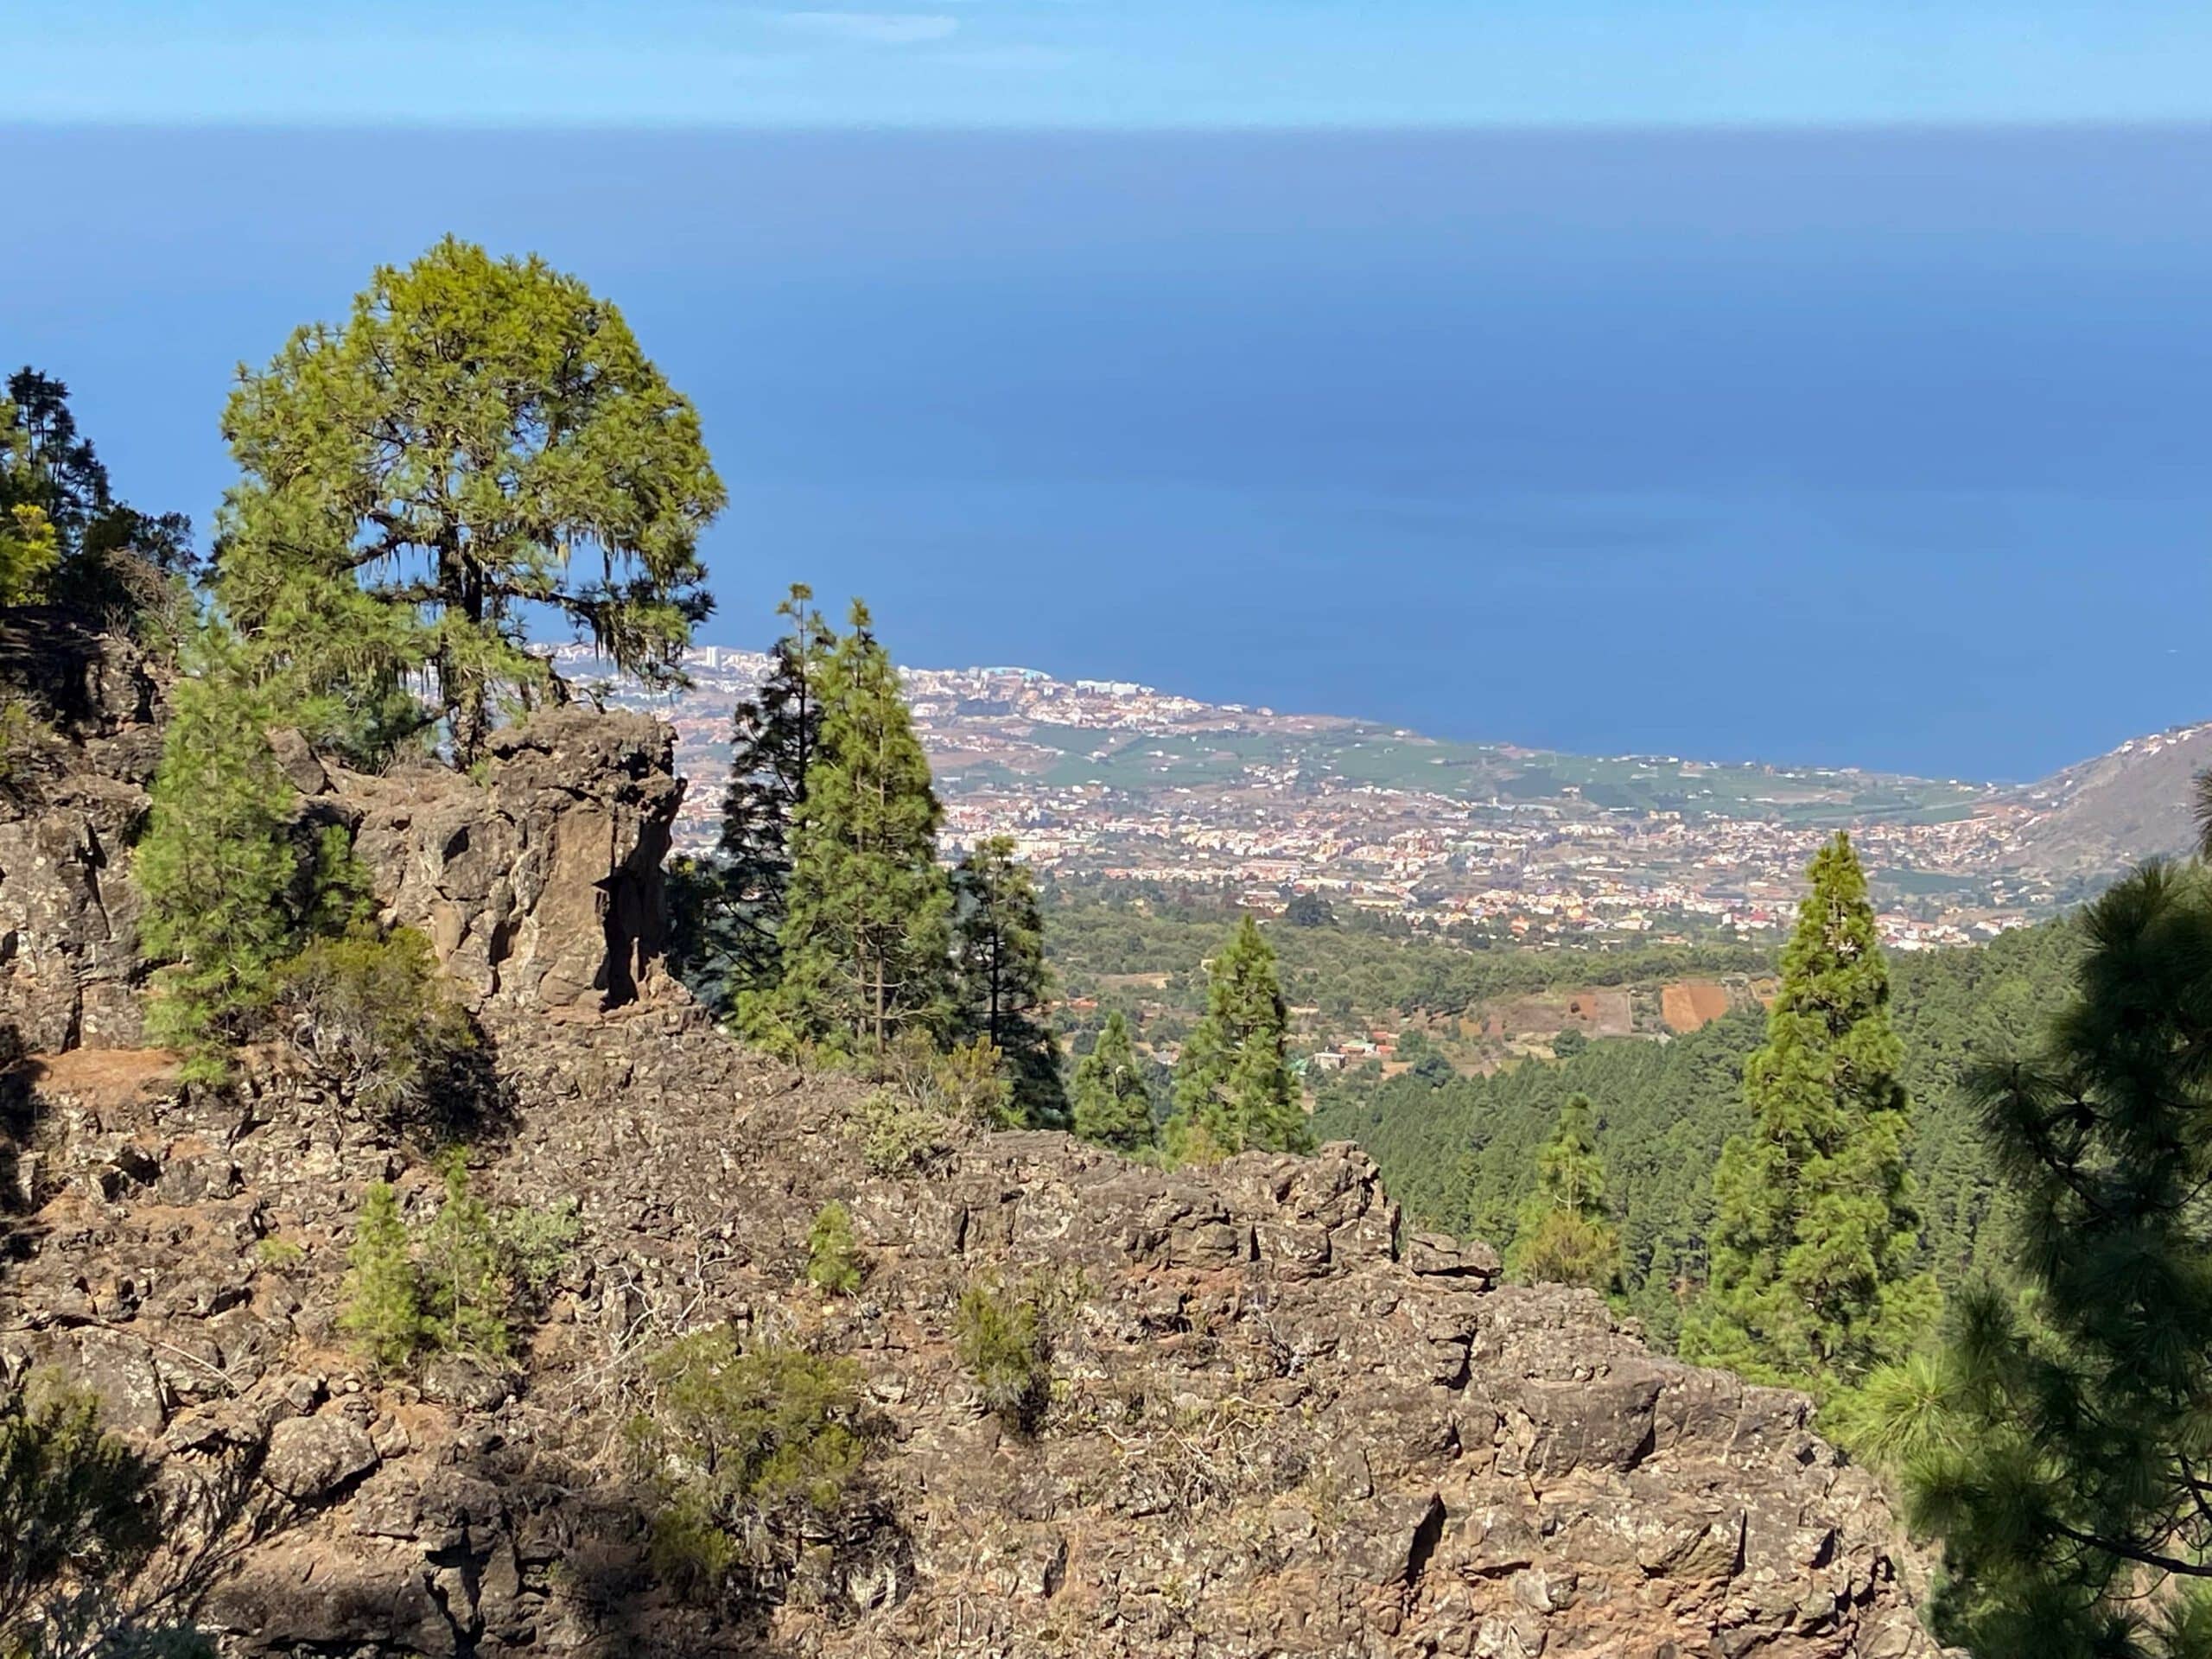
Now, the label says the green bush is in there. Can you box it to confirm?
[268,926,476,1118]
[954,1279,1050,1432]
[338,1182,429,1370]
[805,1202,862,1297]
[337,1157,578,1371]
[625,1330,870,1601]
[0,1383,157,1637]
[856,1087,952,1178]
[0,1379,213,1658]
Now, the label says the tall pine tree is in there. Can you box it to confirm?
[1166,914,1312,1159]
[1681,832,1936,1393]
[134,670,304,1066]
[765,601,950,1058]
[1509,1093,1621,1290]
[671,585,835,1009]
[951,836,1068,1128]
[1072,1010,1155,1154]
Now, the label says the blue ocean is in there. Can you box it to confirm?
[3,125,2207,779]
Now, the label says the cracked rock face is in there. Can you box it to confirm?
[0,611,167,1054]
[337,707,686,1017]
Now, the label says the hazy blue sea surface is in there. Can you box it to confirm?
[3,126,2207,779]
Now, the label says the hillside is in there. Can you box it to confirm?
[1994,719,2212,879]
[0,620,1936,1658]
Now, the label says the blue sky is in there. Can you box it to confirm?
[10,1,2212,128]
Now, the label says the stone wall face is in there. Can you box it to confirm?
[336,707,687,1019]
[0,612,167,1053]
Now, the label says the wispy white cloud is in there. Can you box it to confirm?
[774,11,960,46]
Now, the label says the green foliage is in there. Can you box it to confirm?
[954,1280,1050,1432]
[0,1384,157,1642]
[1071,1010,1156,1154]
[804,1202,862,1297]
[674,587,836,1012]
[856,1086,954,1178]
[766,601,951,1057]
[626,1331,869,1601]
[267,927,475,1118]
[951,836,1066,1128]
[213,237,724,762]
[1045,888,1768,1025]
[338,1160,577,1370]
[339,1182,428,1370]
[254,1237,306,1269]
[418,1154,516,1359]
[1166,915,1312,1158]
[854,1037,1010,1174]
[0,367,194,615]
[0,505,57,607]
[1508,1094,1621,1291]
[0,1377,215,1659]
[133,666,304,1071]
[1680,833,1938,1395]
[1315,906,2082,1350]
[1876,863,2212,1659]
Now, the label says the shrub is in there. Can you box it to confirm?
[267,926,475,1118]
[625,1331,871,1601]
[954,1279,1050,1432]
[856,1087,952,1178]
[337,1158,577,1371]
[805,1202,862,1297]
[0,1383,158,1637]
[855,1035,1014,1175]
[338,1182,428,1370]
[418,1154,512,1359]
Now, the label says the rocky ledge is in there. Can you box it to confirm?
[4,1006,1934,1659]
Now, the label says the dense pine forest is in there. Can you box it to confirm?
[1313,918,2083,1343]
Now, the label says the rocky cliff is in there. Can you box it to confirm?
[0,633,1938,1659]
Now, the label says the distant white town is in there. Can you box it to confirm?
[552,642,2179,954]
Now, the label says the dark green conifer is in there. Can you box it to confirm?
[672,585,835,1009]
[765,601,950,1058]
[1681,832,1936,1393]
[952,836,1067,1128]
[134,669,302,1070]
[1872,861,2212,1659]
[1166,914,1312,1158]
[1072,1010,1155,1154]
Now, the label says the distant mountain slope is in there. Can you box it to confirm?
[2000,720,2212,876]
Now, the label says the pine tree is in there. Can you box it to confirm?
[134,668,302,1069]
[1681,832,1936,1393]
[214,238,724,762]
[1072,1010,1155,1154]
[340,1182,425,1370]
[766,601,951,1058]
[673,585,836,1008]
[1858,862,2212,1657]
[1509,1093,1621,1290]
[952,836,1068,1128]
[1166,915,1313,1158]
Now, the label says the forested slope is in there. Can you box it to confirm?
[1313,918,2083,1344]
